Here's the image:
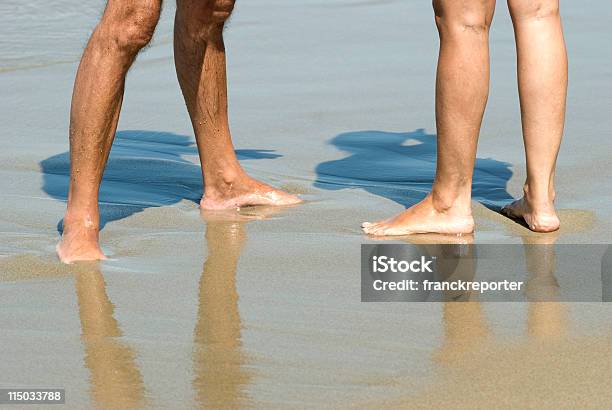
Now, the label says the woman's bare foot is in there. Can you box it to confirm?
[362,195,474,236]
[57,217,106,264]
[200,175,302,210]
[501,194,560,233]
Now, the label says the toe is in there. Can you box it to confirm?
[369,228,385,237]
[363,223,382,234]
[367,222,384,232]
[284,192,302,202]
[368,224,388,236]
[275,191,303,206]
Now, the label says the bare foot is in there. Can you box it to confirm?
[57,219,106,264]
[501,196,560,233]
[362,195,474,236]
[200,176,302,210]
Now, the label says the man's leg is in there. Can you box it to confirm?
[502,0,566,232]
[58,0,162,263]
[363,0,496,236]
[174,0,301,210]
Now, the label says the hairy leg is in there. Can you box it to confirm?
[502,0,567,232]
[174,0,301,210]
[363,0,496,236]
[57,0,162,263]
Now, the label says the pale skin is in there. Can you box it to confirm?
[363,0,567,236]
[57,0,301,263]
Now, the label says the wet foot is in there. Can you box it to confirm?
[501,196,560,233]
[200,176,302,210]
[56,219,106,264]
[362,195,474,236]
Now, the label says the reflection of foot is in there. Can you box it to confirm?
[200,205,285,223]
[369,232,475,245]
[521,229,560,245]
[409,233,474,245]
[200,175,302,210]
[362,195,474,236]
[502,196,560,233]
[57,219,106,264]
[434,303,490,365]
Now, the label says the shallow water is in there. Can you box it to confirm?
[1,0,612,408]
[0,0,175,72]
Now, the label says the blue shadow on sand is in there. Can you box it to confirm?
[315,129,514,209]
[41,130,282,233]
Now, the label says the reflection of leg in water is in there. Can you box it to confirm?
[74,264,145,409]
[528,301,566,341]
[603,246,612,302]
[435,302,490,364]
[193,215,253,408]
[419,238,492,364]
[424,239,477,302]
[522,233,567,341]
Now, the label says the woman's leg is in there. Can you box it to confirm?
[503,0,567,232]
[363,0,496,236]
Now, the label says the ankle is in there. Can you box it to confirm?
[203,166,249,199]
[63,209,100,232]
[430,186,472,215]
[523,184,555,206]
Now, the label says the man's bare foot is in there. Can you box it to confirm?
[56,218,106,264]
[200,175,302,210]
[362,195,474,236]
[501,196,560,233]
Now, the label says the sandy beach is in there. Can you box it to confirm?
[1,0,612,408]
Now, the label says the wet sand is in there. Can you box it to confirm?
[1,0,612,408]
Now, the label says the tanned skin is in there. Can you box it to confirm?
[58,0,301,263]
[363,0,567,236]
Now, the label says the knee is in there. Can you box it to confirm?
[114,6,160,52]
[179,0,235,41]
[508,0,560,21]
[433,0,493,35]
[210,0,236,23]
[97,2,161,54]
